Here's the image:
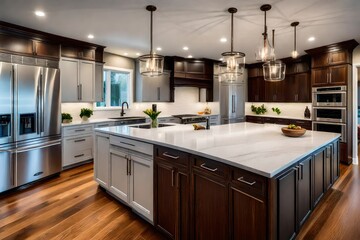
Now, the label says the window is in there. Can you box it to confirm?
[95,67,133,109]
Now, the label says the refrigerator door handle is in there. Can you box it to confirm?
[36,74,41,135]
[232,95,235,113]
[40,73,44,134]
[15,140,61,153]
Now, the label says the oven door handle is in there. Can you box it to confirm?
[314,91,346,95]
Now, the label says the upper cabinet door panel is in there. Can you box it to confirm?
[80,48,95,61]
[33,41,60,59]
[328,64,348,85]
[60,58,79,102]
[61,45,79,58]
[329,51,348,65]
[186,61,205,74]
[0,33,33,55]
[79,61,94,102]
[312,53,328,68]
[311,68,328,87]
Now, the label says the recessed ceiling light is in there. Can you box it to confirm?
[188,55,193,58]
[183,46,189,51]
[219,58,224,61]
[35,11,45,17]
[87,34,94,39]
[156,47,162,51]
[124,53,128,56]
[220,38,227,43]
[308,37,315,42]
[136,53,141,56]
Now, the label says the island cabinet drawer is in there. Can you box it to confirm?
[154,146,189,166]
[110,135,153,156]
[192,156,229,180]
[231,168,267,199]
[63,125,93,137]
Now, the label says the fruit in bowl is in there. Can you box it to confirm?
[281,124,306,137]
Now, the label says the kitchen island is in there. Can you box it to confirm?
[94,123,340,240]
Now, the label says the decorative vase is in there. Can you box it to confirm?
[151,118,158,128]
[82,116,89,122]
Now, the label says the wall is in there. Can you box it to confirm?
[62,52,219,121]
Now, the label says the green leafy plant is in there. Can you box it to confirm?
[61,113,73,122]
[272,107,281,115]
[251,104,267,115]
[143,109,161,120]
[79,108,93,118]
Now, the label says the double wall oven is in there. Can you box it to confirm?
[312,86,347,142]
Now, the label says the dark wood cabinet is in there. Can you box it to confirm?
[298,156,312,228]
[311,64,349,87]
[312,50,350,68]
[332,141,340,182]
[265,80,286,102]
[311,68,328,86]
[33,40,59,59]
[245,116,312,130]
[172,58,212,81]
[313,149,325,206]
[325,146,332,190]
[0,33,33,55]
[248,77,265,102]
[61,45,95,61]
[285,73,311,102]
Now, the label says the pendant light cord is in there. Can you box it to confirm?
[150,10,153,55]
[294,25,296,52]
[272,29,275,48]
[231,11,234,52]
[264,10,267,41]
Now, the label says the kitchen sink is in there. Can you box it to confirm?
[129,123,174,129]
[109,116,145,120]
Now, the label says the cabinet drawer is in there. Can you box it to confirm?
[246,116,264,124]
[231,168,267,199]
[63,135,93,166]
[291,120,312,130]
[192,156,229,180]
[275,118,291,125]
[110,135,153,156]
[155,146,189,166]
[63,125,93,137]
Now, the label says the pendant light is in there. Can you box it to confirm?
[263,29,286,81]
[138,5,164,77]
[255,4,275,62]
[219,7,245,83]
[291,21,299,58]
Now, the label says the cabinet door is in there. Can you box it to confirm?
[129,153,153,222]
[230,185,266,240]
[33,40,60,59]
[329,64,348,85]
[332,141,340,182]
[60,58,79,102]
[248,77,264,102]
[193,170,229,240]
[94,63,104,102]
[155,161,177,239]
[109,148,130,203]
[79,60,94,101]
[62,135,93,167]
[0,33,33,55]
[325,146,332,190]
[312,68,328,87]
[312,53,329,68]
[61,45,80,59]
[329,50,348,65]
[80,48,95,61]
[286,73,310,102]
[265,80,285,102]
[278,167,297,240]
[94,133,110,188]
[178,169,190,240]
[298,157,312,228]
[313,149,325,206]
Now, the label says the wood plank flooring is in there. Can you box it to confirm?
[0,162,359,239]
[0,163,165,240]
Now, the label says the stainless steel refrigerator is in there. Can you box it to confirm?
[220,83,245,124]
[0,58,62,193]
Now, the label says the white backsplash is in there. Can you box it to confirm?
[62,87,220,121]
[245,102,312,119]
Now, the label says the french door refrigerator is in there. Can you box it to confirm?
[0,60,62,193]
[220,83,245,124]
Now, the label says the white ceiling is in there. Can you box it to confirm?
[1,0,359,63]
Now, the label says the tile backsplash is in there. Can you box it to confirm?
[62,87,220,121]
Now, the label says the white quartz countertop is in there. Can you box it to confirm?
[95,122,339,178]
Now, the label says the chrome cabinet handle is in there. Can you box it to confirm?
[200,163,218,172]
[300,163,304,180]
[74,154,84,158]
[77,85,80,100]
[74,129,86,132]
[163,152,179,159]
[120,141,135,147]
[74,139,86,143]
[126,155,129,176]
[80,84,83,100]
[237,176,256,186]
[232,95,235,113]
[128,156,132,176]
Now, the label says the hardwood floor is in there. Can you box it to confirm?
[0,163,165,240]
[1,162,359,239]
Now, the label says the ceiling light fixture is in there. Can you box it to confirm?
[35,11,45,17]
[87,34,94,39]
[124,52,128,56]
[183,46,189,51]
[308,36,315,42]
[156,47,162,51]
[138,5,164,77]
[262,29,286,82]
[219,7,245,83]
[220,38,227,43]
[255,4,274,62]
[291,22,299,58]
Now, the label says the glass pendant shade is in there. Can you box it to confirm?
[139,5,164,77]
[219,7,246,83]
[263,60,286,82]
[255,36,275,62]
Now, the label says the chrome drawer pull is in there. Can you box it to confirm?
[74,139,86,143]
[163,152,180,159]
[237,177,256,186]
[74,154,85,158]
[120,141,135,147]
[74,129,86,132]
[97,124,109,127]
[200,163,218,172]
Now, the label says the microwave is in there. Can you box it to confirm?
[312,86,346,107]
[312,121,346,142]
[313,107,346,123]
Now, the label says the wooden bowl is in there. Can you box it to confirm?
[281,127,306,137]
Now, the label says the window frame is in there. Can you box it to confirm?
[93,66,133,110]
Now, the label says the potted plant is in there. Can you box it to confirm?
[61,113,73,123]
[79,108,93,121]
[143,109,161,128]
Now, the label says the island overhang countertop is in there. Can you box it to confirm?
[95,122,340,178]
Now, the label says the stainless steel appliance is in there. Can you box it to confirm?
[172,114,207,124]
[313,107,346,123]
[312,86,346,107]
[0,55,61,193]
[220,83,245,124]
[312,122,346,142]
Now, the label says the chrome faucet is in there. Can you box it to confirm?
[121,101,129,116]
